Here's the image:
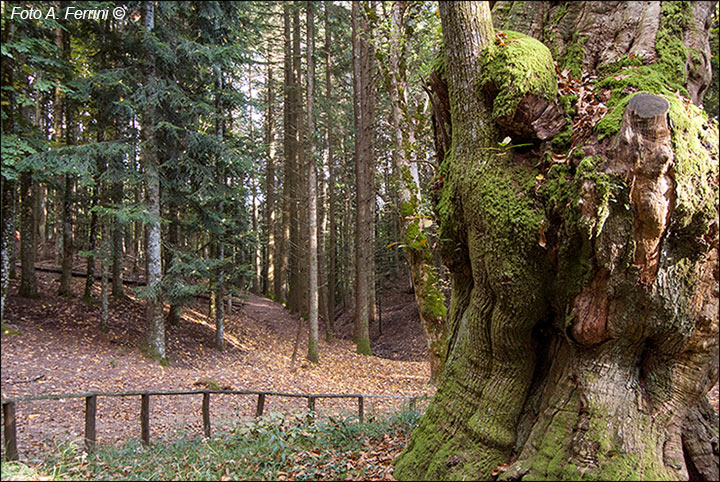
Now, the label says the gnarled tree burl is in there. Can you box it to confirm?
[395,1,718,480]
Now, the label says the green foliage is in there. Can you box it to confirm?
[1,407,422,481]
[1,321,22,336]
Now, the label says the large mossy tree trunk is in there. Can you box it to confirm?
[394,1,719,481]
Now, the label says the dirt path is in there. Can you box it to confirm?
[1,273,433,462]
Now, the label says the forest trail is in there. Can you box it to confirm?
[1,271,434,461]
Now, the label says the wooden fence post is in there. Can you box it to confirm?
[141,394,150,445]
[256,393,265,418]
[2,401,18,461]
[358,396,364,423]
[307,396,315,413]
[84,395,97,452]
[202,392,211,438]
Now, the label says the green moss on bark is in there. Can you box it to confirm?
[479,31,558,122]
[356,337,372,356]
[656,2,692,85]
[666,97,719,232]
[558,32,588,79]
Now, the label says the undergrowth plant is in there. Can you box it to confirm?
[0,405,422,481]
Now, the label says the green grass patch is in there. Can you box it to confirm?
[1,406,422,481]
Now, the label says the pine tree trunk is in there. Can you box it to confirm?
[132,185,141,274]
[264,47,276,298]
[285,3,299,311]
[141,0,165,361]
[215,242,225,351]
[2,20,16,315]
[276,7,292,303]
[100,231,109,332]
[18,171,37,298]
[58,173,74,296]
[395,2,719,480]
[306,1,319,364]
[84,131,104,302]
[111,179,124,298]
[166,200,181,326]
[293,6,310,317]
[352,1,374,356]
[325,0,336,342]
[0,178,14,319]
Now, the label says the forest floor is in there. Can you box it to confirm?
[1,266,434,467]
[2,255,718,471]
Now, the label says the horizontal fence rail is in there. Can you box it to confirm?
[1,389,425,461]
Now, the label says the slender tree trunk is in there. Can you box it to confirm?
[209,238,217,320]
[100,228,109,332]
[251,178,261,294]
[306,1,319,363]
[57,19,74,296]
[0,178,14,318]
[282,2,297,308]
[215,242,225,351]
[132,185,141,274]
[166,199,181,325]
[2,20,16,315]
[293,5,310,317]
[141,0,165,361]
[58,174,74,296]
[84,132,104,301]
[342,181,353,311]
[18,171,37,298]
[381,0,448,382]
[265,46,276,298]
[111,179,124,298]
[324,0,336,341]
[352,1,374,355]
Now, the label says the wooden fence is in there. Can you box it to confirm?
[1,389,423,461]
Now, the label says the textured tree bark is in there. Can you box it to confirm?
[111,179,124,298]
[55,21,75,298]
[58,173,74,296]
[382,0,449,382]
[352,1,375,356]
[264,45,276,298]
[277,3,293,304]
[324,0,336,342]
[84,131,104,301]
[18,171,37,298]
[141,0,165,361]
[2,20,16,317]
[306,1,319,364]
[166,200,181,326]
[293,6,310,318]
[287,3,302,313]
[0,179,14,319]
[394,1,718,481]
[215,242,225,351]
